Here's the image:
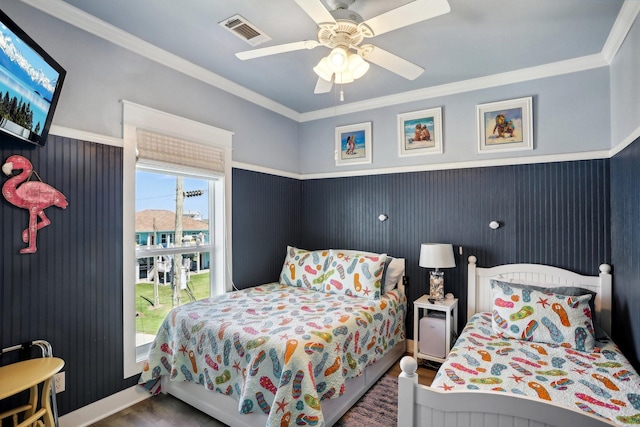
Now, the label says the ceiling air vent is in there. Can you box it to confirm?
[219,14,271,47]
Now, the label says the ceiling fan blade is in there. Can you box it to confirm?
[358,45,424,80]
[314,76,333,94]
[361,0,450,37]
[294,0,337,26]
[236,40,320,60]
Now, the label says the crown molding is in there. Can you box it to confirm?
[299,54,608,122]
[602,1,640,63]
[20,0,302,122]
[20,0,633,124]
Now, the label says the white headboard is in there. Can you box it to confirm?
[467,255,612,337]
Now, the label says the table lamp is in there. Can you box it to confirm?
[419,243,455,301]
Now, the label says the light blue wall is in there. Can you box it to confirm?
[4,0,632,177]
[299,68,611,174]
[2,1,301,173]
[611,16,640,146]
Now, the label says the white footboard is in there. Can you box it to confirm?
[397,356,616,427]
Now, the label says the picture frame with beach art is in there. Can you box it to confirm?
[398,107,443,157]
[335,122,372,166]
[477,96,533,153]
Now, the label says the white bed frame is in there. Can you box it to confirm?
[160,260,407,427]
[398,256,615,427]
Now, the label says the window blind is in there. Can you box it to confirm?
[136,129,225,178]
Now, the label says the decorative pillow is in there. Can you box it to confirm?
[490,280,596,352]
[279,246,330,291]
[382,257,405,293]
[492,278,606,340]
[324,250,387,299]
[331,249,403,294]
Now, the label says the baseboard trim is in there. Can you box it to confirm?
[59,385,150,427]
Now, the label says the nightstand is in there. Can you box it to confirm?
[413,295,458,363]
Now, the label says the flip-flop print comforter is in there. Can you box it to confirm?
[139,283,406,427]
[431,312,640,425]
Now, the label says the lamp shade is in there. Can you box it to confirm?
[347,53,369,79]
[419,243,455,269]
[313,57,333,81]
[328,47,348,72]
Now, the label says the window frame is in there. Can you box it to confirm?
[122,101,233,378]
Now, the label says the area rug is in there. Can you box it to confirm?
[334,374,397,427]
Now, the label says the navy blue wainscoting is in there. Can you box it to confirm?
[0,135,132,417]
[299,160,611,340]
[0,146,628,419]
[610,136,640,371]
[232,168,302,287]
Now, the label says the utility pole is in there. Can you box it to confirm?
[173,177,184,307]
[152,217,159,306]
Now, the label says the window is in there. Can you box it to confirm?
[134,172,213,348]
[122,101,233,378]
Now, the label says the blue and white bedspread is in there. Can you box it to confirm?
[139,284,406,427]
[431,313,640,426]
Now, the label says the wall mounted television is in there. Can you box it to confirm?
[0,9,66,147]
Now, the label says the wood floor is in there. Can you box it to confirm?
[88,354,437,426]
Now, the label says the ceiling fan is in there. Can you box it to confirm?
[235,0,451,95]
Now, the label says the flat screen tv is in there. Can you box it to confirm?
[0,9,66,147]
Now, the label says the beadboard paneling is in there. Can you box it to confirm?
[610,136,640,370]
[300,160,611,338]
[0,135,133,417]
[232,169,301,287]
[1,138,630,419]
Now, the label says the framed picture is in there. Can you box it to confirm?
[335,122,372,166]
[397,107,443,157]
[477,96,533,153]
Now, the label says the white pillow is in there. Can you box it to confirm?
[383,257,405,293]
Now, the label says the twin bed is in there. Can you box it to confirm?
[399,256,640,427]
[139,247,406,427]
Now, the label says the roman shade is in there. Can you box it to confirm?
[136,129,225,178]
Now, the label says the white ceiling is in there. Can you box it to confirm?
[41,0,624,115]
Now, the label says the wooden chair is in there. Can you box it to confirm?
[0,341,63,427]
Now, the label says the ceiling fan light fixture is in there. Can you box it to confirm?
[313,57,334,81]
[347,53,369,79]
[328,47,349,72]
[334,70,354,84]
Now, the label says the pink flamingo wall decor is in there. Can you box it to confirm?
[2,155,68,254]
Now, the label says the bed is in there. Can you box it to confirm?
[398,255,640,427]
[139,247,406,427]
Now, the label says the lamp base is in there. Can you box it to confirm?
[429,270,445,302]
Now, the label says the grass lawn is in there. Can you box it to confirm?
[136,272,210,335]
